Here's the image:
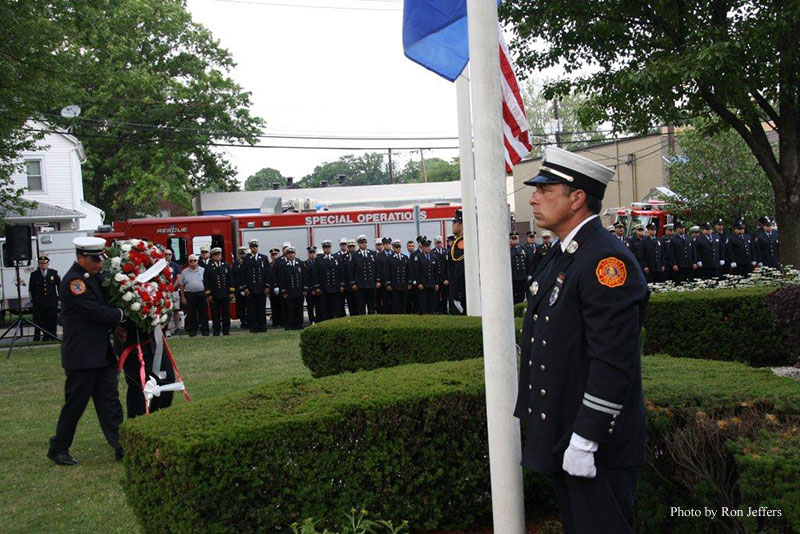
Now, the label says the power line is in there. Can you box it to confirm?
[205,0,401,11]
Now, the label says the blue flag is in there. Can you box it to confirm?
[402,0,470,82]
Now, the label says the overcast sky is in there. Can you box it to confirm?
[185,0,466,185]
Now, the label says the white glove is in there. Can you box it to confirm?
[562,433,598,478]
[731,262,737,268]
[273,287,280,294]
[696,261,703,268]
[719,260,725,266]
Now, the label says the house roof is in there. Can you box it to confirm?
[0,201,86,222]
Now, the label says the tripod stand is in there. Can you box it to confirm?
[0,261,60,358]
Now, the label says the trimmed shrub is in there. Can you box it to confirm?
[766,284,800,366]
[300,315,523,378]
[731,429,800,532]
[643,287,793,366]
[121,355,800,533]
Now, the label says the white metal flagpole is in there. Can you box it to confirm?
[456,68,482,316]
[465,0,526,532]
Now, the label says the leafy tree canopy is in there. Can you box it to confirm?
[301,153,388,187]
[667,123,775,229]
[521,78,606,158]
[244,168,286,191]
[502,0,800,265]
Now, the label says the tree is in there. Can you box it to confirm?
[521,78,606,158]
[0,0,68,227]
[401,157,461,183]
[244,168,286,191]
[502,1,800,266]
[301,153,388,187]
[666,124,775,228]
[49,0,262,220]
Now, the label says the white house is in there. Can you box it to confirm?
[5,120,104,231]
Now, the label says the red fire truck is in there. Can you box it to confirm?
[95,205,461,266]
[605,200,674,237]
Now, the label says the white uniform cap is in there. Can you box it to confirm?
[339,238,347,244]
[249,238,259,245]
[282,242,291,248]
[211,247,222,254]
[357,234,367,242]
[321,239,332,246]
[200,245,210,252]
[540,230,553,238]
[347,239,356,246]
[375,238,382,245]
[74,236,107,257]
[525,147,615,200]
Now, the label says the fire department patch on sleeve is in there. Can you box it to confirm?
[69,279,86,295]
[595,257,627,288]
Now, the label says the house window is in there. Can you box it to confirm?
[25,160,43,191]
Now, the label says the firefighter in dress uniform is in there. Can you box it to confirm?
[412,238,440,315]
[509,233,530,304]
[384,239,412,314]
[669,221,696,284]
[313,240,345,321]
[517,147,648,533]
[48,237,125,466]
[279,247,307,330]
[725,219,756,276]
[755,216,780,268]
[304,247,318,324]
[232,246,249,329]
[203,247,234,336]
[29,255,60,341]
[348,235,380,315]
[341,240,358,316]
[637,222,665,283]
[694,222,722,279]
[241,239,269,333]
[447,210,467,315]
[333,238,349,317]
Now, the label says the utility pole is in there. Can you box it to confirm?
[388,147,394,184]
[419,149,428,182]
[553,98,563,148]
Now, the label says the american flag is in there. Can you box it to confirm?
[499,33,532,173]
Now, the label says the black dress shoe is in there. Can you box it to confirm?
[115,447,124,461]
[47,450,78,466]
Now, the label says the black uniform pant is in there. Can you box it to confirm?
[235,292,249,328]
[417,287,437,314]
[33,304,59,340]
[50,365,123,454]
[306,293,317,323]
[550,467,637,534]
[284,295,304,329]
[344,289,357,316]
[376,287,386,314]
[733,264,753,277]
[247,291,267,332]
[387,290,407,314]
[354,288,377,315]
[318,291,340,322]
[406,289,417,313]
[701,267,718,280]
[437,285,449,314]
[209,296,230,335]
[122,346,175,419]
[670,267,688,284]
[184,292,209,335]
[269,292,284,326]
[512,279,527,304]
[644,271,661,284]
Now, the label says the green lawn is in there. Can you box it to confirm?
[0,330,310,534]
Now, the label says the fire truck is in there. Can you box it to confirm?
[604,200,674,237]
[95,205,461,266]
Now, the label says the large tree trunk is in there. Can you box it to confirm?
[775,171,800,268]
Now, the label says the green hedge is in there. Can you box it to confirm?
[643,287,791,366]
[121,355,800,533]
[300,315,523,378]
[517,287,791,366]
